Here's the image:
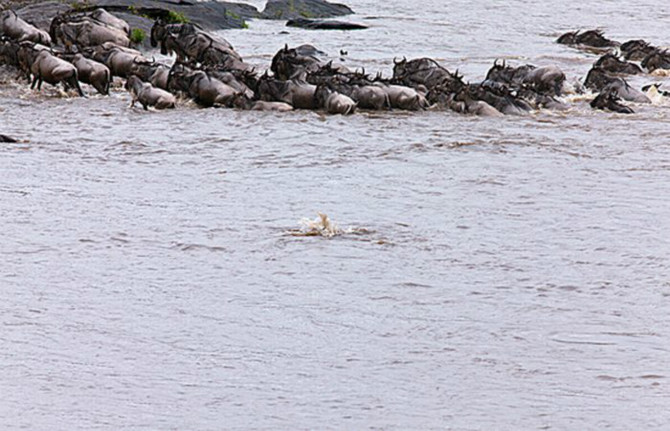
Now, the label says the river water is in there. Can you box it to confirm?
[2,0,670,429]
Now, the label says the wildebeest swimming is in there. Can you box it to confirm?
[0,9,668,116]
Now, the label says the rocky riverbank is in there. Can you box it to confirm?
[3,0,355,37]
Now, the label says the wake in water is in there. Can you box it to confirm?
[287,213,370,238]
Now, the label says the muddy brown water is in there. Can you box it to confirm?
[2,0,670,429]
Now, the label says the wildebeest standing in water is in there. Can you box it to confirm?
[314,84,357,115]
[18,42,84,96]
[125,75,176,110]
[62,53,111,95]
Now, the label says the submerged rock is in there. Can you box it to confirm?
[286,18,366,30]
[261,0,354,20]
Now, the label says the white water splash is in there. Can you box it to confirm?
[645,85,669,105]
[650,69,670,77]
[295,213,341,237]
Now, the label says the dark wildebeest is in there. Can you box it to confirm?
[620,39,657,61]
[0,10,51,45]
[557,29,619,50]
[642,50,670,73]
[591,88,634,114]
[129,58,171,90]
[584,67,650,103]
[167,66,237,107]
[150,20,245,70]
[485,60,566,96]
[126,75,176,110]
[392,57,460,92]
[594,53,642,75]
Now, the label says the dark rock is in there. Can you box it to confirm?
[286,18,366,30]
[261,0,354,20]
[15,0,261,34]
[16,1,71,31]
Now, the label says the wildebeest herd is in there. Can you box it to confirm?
[1,8,670,116]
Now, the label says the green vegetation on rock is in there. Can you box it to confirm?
[130,28,146,44]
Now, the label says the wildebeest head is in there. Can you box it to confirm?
[577,29,618,48]
[594,53,642,75]
[271,44,322,81]
[590,87,634,114]
[256,72,292,102]
[641,49,670,73]
[129,56,160,81]
[620,40,657,61]
[166,63,193,93]
[150,19,166,48]
[584,66,618,91]
[557,30,579,45]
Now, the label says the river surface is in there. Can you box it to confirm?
[2,0,670,429]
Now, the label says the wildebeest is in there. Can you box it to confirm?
[126,75,176,110]
[231,92,293,111]
[0,10,51,45]
[0,36,21,68]
[557,29,619,50]
[485,60,566,96]
[88,8,130,36]
[150,20,244,69]
[257,74,319,109]
[19,42,84,96]
[594,54,642,75]
[392,57,460,92]
[167,66,237,107]
[328,81,391,110]
[372,80,430,110]
[129,58,171,90]
[62,52,110,95]
[314,84,357,115]
[204,67,255,98]
[96,46,148,78]
[270,44,347,81]
[641,50,670,73]
[50,14,130,48]
[590,88,634,114]
[584,67,650,103]
[620,39,657,61]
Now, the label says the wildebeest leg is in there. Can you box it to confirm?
[142,103,148,111]
[130,96,137,108]
[31,75,38,90]
[70,76,85,97]
[37,77,43,91]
